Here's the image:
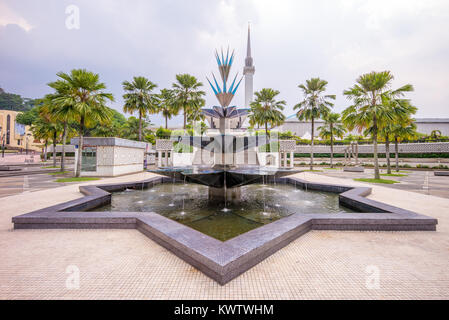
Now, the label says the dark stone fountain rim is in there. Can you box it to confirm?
[12,175,438,285]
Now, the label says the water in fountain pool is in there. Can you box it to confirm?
[93,183,355,241]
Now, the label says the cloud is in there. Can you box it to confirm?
[0,2,34,31]
[0,0,449,126]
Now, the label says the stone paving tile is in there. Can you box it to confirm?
[0,172,448,299]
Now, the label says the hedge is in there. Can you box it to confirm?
[294,153,449,159]
[43,152,76,158]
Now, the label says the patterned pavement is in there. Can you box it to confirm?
[0,172,448,299]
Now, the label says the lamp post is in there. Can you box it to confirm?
[0,125,3,158]
[25,133,31,155]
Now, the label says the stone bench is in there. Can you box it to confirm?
[434,171,449,176]
[343,166,365,173]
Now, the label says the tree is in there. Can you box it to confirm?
[156,89,178,129]
[31,103,62,167]
[121,116,152,141]
[46,80,80,172]
[89,109,126,137]
[0,89,35,112]
[342,71,414,179]
[52,69,114,177]
[294,78,335,170]
[390,116,417,172]
[122,76,158,141]
[15,106,40,125]
[172,74,206,130]
[249,88,286,137]
[29,106,53,162]
[318,113,346,168]
[378,97,417,174]
[430,130,442,140]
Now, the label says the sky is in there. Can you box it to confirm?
[1,0,449,127]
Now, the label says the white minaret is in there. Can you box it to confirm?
[243,24,255,108]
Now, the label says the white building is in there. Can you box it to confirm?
[276,115,449,139]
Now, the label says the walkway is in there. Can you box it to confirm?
[0,172,448,299]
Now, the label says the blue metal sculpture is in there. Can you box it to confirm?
[203,48,248,120]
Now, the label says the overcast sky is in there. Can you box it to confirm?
[1,0,449,126]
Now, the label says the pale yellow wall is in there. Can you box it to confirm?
[0,110,41,152]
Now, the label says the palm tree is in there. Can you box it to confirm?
[31,103,62,167]
[52,69,114,177]
[122,76,158,141]
[391,119,417,172]
[46,80,79,172]
[249,88,286,137]
[383,91,417,174]
[342,71,414,179]
[30,106,54,163]
[172,74,206,130]
[157,89,178,129]
[294,78,335,170]
[318,113,346,168]
[121,116,152,141]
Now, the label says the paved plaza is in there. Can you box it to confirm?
[0,171,448,299]
[308,168,449,199]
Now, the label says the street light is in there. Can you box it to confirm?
[0,125,3,158]
[25,133,32,155]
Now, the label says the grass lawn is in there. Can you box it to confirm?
[380,173,408,177]
[41,166,59,169]
[303,169,324,172]
[324,167,339,170]
[354,178,399,184]
[48,171,70,175]
[56,177,100,183]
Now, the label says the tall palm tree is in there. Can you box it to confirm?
[342,71,414,179]
[294,78,335,170]
[122,76,158,141]
[172,74,206,130]
[318,113,346,168]
[46,80,79,172]
[249,88,286,137]
[391,119,417,172]
[52,69,114,177]
[157,89,178,129]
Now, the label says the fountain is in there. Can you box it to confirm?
[150,47,300,203]
[12,46,437,286]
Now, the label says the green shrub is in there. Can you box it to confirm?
[431,164,449,169]
[416,164,429,168]
[259,142,280,152]
[156,127,172,139]
[45,152,75,157]
[173,143,193,153]
[294,152,449,159]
